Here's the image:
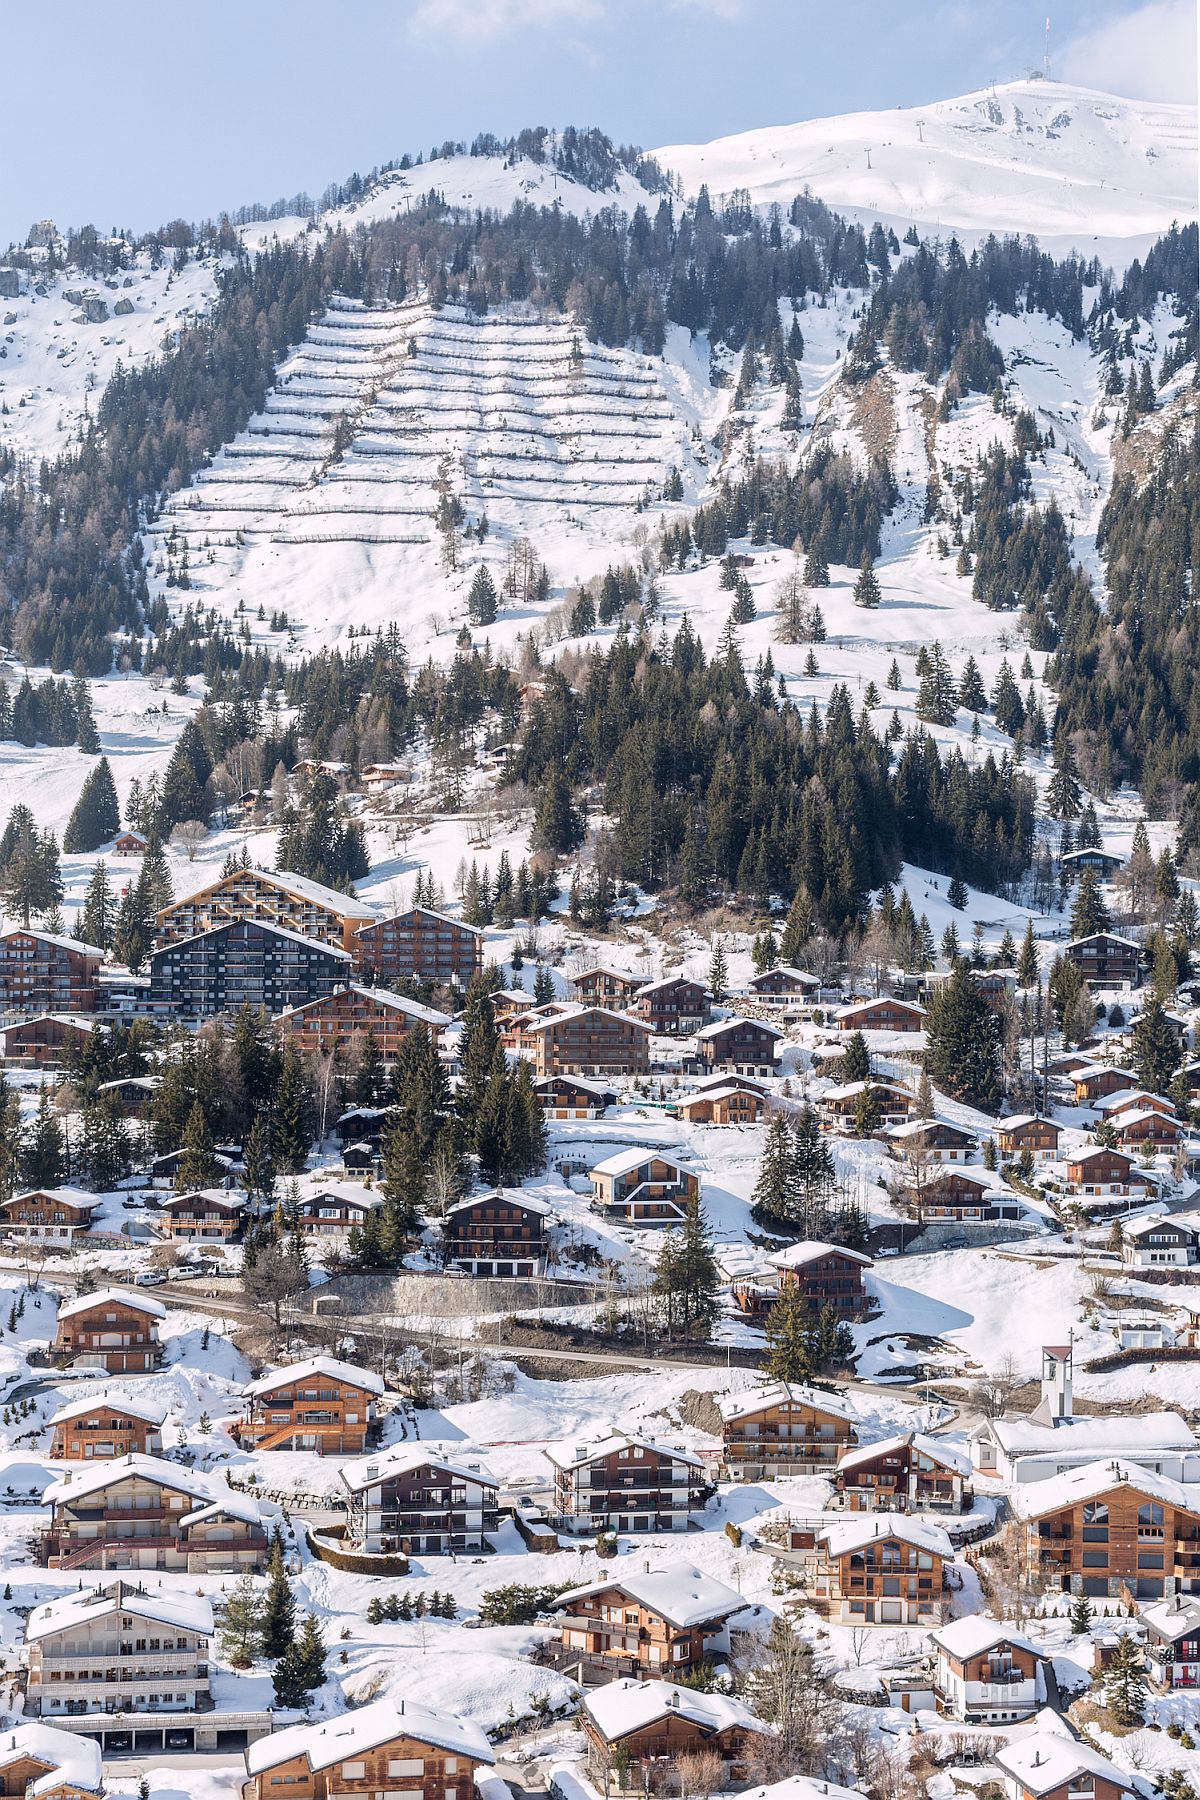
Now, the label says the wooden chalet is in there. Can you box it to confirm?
[1065,1145,1147,1198]
[339,1445,499,1554]
[48,1392,166,1461]
[1144,1593,1200,1690]
[521,1006,651,1077]
[580,1680,771,1785]
[293,1183,383,1247]
[0,928,101,1014]
[673,1084,765,1126]
[719,1381,856,1478]
[244,1696,494,1800]
[1112,1107,1184,1151]
[996,1116,1062,1162]
[930,1616,1046,1723]
[547,1432,706,1534]
[352,906,482,989]
[0,1013,98,1069]
[821,1079,913,1127]
[994,1730,1137,1800]
[113,830,149,855]
[770,1241,872,1319]
[803,1513,952,1624]
[569,966,644,1009]
[887,1118,977,1163]
[628,975,709,1035]
[277,983,450,1063]
[238,1356,384,1455]
[915,1169,1028,1225]
[1065,933,1141,988]
[746,966,820,1006]
[694,1017,781,1076]
[156,1188,245,1241]
[1011,1458,1200,1599]
[52,1289,165,1375]
[533,1074,616,1119]
[0,1188,99,1241]
[440,1189,552,1277]
[835,997,926,1033]
[40,1454,267,1572]
[1060,846,1123,880]
[589,1149,699,1223]
[155,866,375,954]
[0,1725,101,1800]
[1072,1065,1138,1104]
[555,1563,744,1676]
[834,1431,970,1512]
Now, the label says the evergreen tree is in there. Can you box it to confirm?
[1046,739,1083,820]
[219,1569,264,1667]
[260,1534,297,1659]
[709,939,729,1003]
[1131,993,1179,1094]
[853,553,881,608]
[652,1195,721,1344]
[79,1091,130,1191]
[925,960,1002,1110]
[272,1041,314,1174]
[838,1031,870,1084]
[467,566,499,627]
[243,1113,276,1210]
[175,1101,219,1191]
[79,861,117,951]
[957,656,987,712]
[1016,919,1038,986]
[73,677,101,754]
[764,1286,814,1383]
[532,767,583,855]
[1070,868,1110,939]
[21,1086,67,1189]
[457,979,500,1121]
[1068,1592,1094,1636]
[1103,1633,1146,1727]
[947,875,968,910]
[791,1103,837,1234]
[64,757,120,853]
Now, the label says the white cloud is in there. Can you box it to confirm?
[1058,0,1197,103]
[407,0,604,40]
[670,0,745,17]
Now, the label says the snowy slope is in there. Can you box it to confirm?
[655,80,1197,266]
[0,251,220,465]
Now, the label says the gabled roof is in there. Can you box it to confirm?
[818,1512,953,1558]
[2,1187,97,1213]
[151,918,354,960]
[822,1079,912,1103]
[338,1441,498,1497]
[0,925,103,957]
[282,982,450,1029]
[359,905,482,937]
[1066,931,1140,952]
[245,1696,494,1776]
[244,1355,385,1400]
[26,1580,213,1643]
[1009,1457,1200,1521]
[999,1114,1060,1135]
[887,1118,975,1143]
[1121,1213,1195,1241]
[837,1431,969,1477]
[159,865,375,925]
[717,1381,854,1425]
[677,1084,761,1107]
[534,1073,616,1098]
[748,966,819,987]
[634,974,707,999]
[545,1430,702,1472]
[557,1562,745,1628]
[571,964,644,983]
[42,1453,264,1523]
[522,1004,651,1035]
[994,1724,1135,1798]
[583,1678,770,1743]
[0,1723,102,1798]
[57,1286,167,1322]
[834,996,926,1019]
[49,1391,166,1428]
[1067,1144,1133,1165]
[1143,1593,1200,1642]
[159,1187,246,1213]
[977,1410,1196,1462]
[769,1239,872,1271]
[443,1188,554,1219]
[929,1614,1041,1661]
[590,1147,691,1179]
[696,1016,783,1041]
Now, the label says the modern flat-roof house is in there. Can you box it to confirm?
[155,866,375,954]
[994,1728,1137,1800]
[521,1006,651,1077]
[833,1431,971,1513]
[278,984,451,1065]
[339,1444,499,1555]
[440,1189,553,1277]
[352,906,482,989]
[244,1696,494,1800]
[238,1356,385,1455]
[805,1513,953,1624]
[628,975,709,1035]
[719,1382,857,1479]
[695,1017,781,1076]
[580,1680,772,1785]
[48,1392,166,1461]
[1011,1458,1200,1599]
[149,920,353,1021]
[547,1431,706,1534]
[555,1564,745,1678]
[589,1149,699,1224]
[929,1617,1047,1724]
[156,1188,245,1242]
[0,927,102,1014]
[52,1289,166,1374]
[1065,932,1141,988]
[835,997,926,1033]
[24,1580,213,1717]
[40,1454,268,1573]
[0,1188,99,1242]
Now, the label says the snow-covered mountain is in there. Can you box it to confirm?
[655,80,1197,266]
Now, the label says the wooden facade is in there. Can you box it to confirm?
[836,998,926,1032]
[720,1382,856,1478]
[674,1085,765,1126]
[352,907,482,989]
[695,1018,780,1075]
[49,1398,164,1461]
[293,1184,382,1247]
[522,1007,651,1077]
[580,1682,769,1782]
[440,1190,550,1277]
[805,1518,951,1624]
[1065,1147,1141,1197]
[277,983,448,1064]
[834,1432,969,1513]
[915,1170,1026,1224]
[0,1014,97,1069]
[53,1291,165,1375]
[340,1448,499,1554]
[533,1074,615,1119]
[772,1243,872,1320]
[1065,933,1141,988]
[1014,1464,1200,1599]
[40,1457,267,1573]
[556,1568,742,1676]
[238,1357,383,1455]
[244,1697,493,1800]
[156,1188,244,1241]
[996,1117,1062,1161]
[155,867,374,954]
[0,929,100,1014]
[628,976,709,1035]
[549,1435,705,1534]
[0,1188,99,1241]
[589,1151,699,1224]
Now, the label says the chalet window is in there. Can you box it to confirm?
[341,1764,366,1779]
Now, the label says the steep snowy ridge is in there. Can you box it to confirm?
[656,80,1198,266]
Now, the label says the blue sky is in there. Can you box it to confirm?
[2,0,1193,244]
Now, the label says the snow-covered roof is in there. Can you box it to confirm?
[1093,1089,1172,1115]
[0,1723,102,1797]
[246,1696,494,1776]
[57,1287,167,1322]
[155,918,356,959]
[696,1016,783,1041]
[994,1724,1134,1797]
[546,1430,702,1471]
[769,1240,872,1270]
[748,966,819,987]
[929,1615,1041,1661]
[522,1004,651,1034]
[2,1187,97,1212]
[1009,1457,1200,1520]
[362,905,482,936]
[583,1678,770,1742]
[1066,931,1140,951]
[339,1442,498,1497]
[1066,1144,1133,1165]
[534,1073,616,1097]
[0,925,102,957]
[589,1147,690,1179]
[572,964,644,982]
[1121,1213,1195,1241]
[443,1188,553,1219]
[42,1453,263,1522]
[718,1382,853,1425]
[818,1513,953,1558]
[243,1355,385,1399]
[284,983,451,1028]
[26,1580,213,1643]
[49,1391,166,1428]
[822,1079,911,1103]
[837,1431,969,1476]
[980,1410,1196,1461]
[887,1118,975,1142]
[159,1186,246,1212]
[1143,1593,1200,1642]
[558,1563,745,1628]
[999,1114,1060,1134]
[297,1180,383,1208]
[834,997,926,1019]
[678,1084,761,1107]
[634,974,706,998]
[1114,1107,1181,1131]
[178,865,376,919]
[736,1778,865,1800]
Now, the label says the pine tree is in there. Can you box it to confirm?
[175,1102,219,1191]
[260,1536,297,1659]
[947,875,968,910]
[1070,868,1110,939]
[64,757,120,853]
[957,656,987,712]
[803,544,829,588]
[764,1286,814,1383]
[1104,1633,1146,1727]
[272,1041,314,1174]
[219,1569,264,1667]
[242,1113,276,1210]
[791,1103,836,1235]
[853,553,881,608]
[925,960,1002,1110]
[838,1031,870,1084]
[72,677,101,754]
[709,940,729,1003]
[457,980,500,1121]
[21,1086,66,1189]
[1068,1592,1094,1636]
[752,1114,796,1227]
[1046,740,1083,820]
[1131,993,1179,1094]
[1016,919,1038,987]
[79,861,117,951]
